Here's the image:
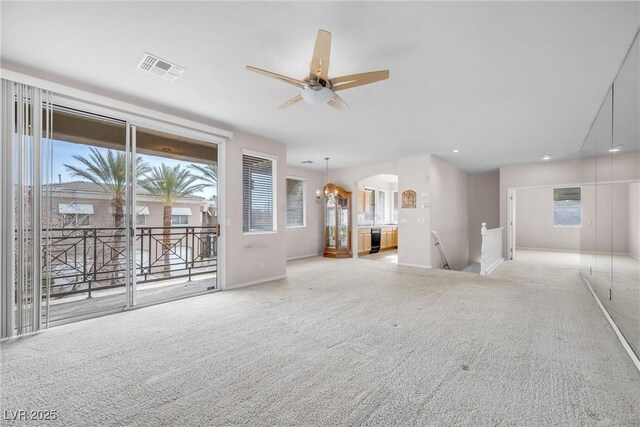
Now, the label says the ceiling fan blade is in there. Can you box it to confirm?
[330,70,389,91]
[328,92,349,111]
[245,65,306,89]
[310,29,331,81]
[278,94,303,109]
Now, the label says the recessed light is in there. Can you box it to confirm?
[452,149,460,154]
[542,154,551,161]
[301,160,313,164]
[609,145,624,153]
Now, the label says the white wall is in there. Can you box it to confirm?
[284,165,324,260]
[332,155,432,268]
[467,171,499,264]
[225,131,287,288]
[516,187,582,251]
[499,153,639,253]
[430,156,469,271]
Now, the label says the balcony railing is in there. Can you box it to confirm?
[42,226,218,298]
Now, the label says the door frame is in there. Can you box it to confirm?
[507,188,516,260]
[3,68,231,324]
[47,91,228,296]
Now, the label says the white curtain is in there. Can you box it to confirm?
[1,79,53,338]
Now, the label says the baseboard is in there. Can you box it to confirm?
[397,262,432,269]
[484,257,504,276]
[517,247,581,253]
[517,247,636,258]
[226,274,287,290]
[579,272,640,372]
[286,253,322,261]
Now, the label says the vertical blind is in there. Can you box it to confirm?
[286,178,305,227]
[1,80,53,338]
[243,154,274,232]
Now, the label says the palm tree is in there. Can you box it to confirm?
[65,148,150,284]
[65,148,150,228]
[139,165,207,276]
[190,163,217,188]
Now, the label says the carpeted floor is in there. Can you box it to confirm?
[1,255,639,426]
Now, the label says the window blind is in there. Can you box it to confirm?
[286,178,305,227]
[243,154,274,232]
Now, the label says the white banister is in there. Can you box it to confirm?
[480,222,504,276]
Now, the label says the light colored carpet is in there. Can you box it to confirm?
[516,248,640,355]
[1,256,639,426]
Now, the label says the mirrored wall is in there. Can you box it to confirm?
[581,31,640,357]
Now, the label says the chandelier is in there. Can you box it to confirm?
[316,157,337,204]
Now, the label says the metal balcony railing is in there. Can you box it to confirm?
[42,226,218,298]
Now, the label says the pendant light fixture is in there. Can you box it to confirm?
[316,157,338,204]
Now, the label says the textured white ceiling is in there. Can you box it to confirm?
[1,1,638,172]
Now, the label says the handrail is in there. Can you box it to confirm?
[42,225,218,298]
[480,223,504,276]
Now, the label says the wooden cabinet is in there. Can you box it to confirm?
[381,231,389,249]
[357,191,366,214]
[357,228,373,254]
[358,226,397,255]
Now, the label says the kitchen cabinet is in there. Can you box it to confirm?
[357,191,366,214]
[358,226,397,255]
[381,231,389,249]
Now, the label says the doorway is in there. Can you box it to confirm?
[356,174,399,263]
[43,107,222,325]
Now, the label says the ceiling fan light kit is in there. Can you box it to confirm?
[302,86,334,106]
[246,29,389,110]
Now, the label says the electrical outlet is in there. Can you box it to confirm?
[260,262,265,270]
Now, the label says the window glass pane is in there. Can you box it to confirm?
[243,154,275,232]
[378,191,386,223]
[286,178,305,227]
[393,191,398,223]
[553,187,582,226]
[171,215,188,225]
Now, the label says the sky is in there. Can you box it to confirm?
[49,140,216,200]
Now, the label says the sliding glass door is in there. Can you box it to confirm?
[130,126,219,307]
[43,115,220,323]
[1,80,222,334]
[43,107,131,324]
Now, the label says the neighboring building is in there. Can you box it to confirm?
[44,181,217,229]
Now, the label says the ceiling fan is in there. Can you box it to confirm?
[246,29,389,110]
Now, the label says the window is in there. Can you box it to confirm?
[62,214,91,227]
[553,187,581,227]
[136,214,146,226]
[286,178,305,227]
[392,191,398,223]
[171,215,189,225]
[378,190,386,223]
[243,153,276,232]
[135,206,149,226]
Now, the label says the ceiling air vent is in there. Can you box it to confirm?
[137,53,185,82]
